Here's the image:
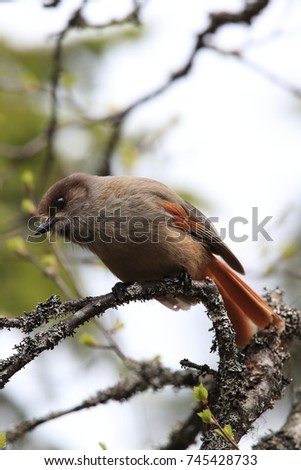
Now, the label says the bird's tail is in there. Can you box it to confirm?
[205,257,284,347]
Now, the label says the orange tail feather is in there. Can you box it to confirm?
[205,257,284,347]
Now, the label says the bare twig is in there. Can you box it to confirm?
[0,134,47,161]
[43,0,61,7]
[180,359,215,376]
[160,404,205,450]
[0,278,216,388]
[5,359,197,445]
[10,249,76,301]
[43,3,89,179]
[205,44,301,99]
[84,5,141,29]
[82,0,271,172]
[97,121,123,176]
[42,0,142,181]
[254,386,301,449]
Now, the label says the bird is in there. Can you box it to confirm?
[35,173,284,347]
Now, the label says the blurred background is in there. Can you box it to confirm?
[0,0,301,449]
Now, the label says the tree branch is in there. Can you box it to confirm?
[42,0,142,181]
[200,288,297,450]
[0,273,300,449]
[254,386,301,449]
[83,0,271,173]
[43,1,88,180]
[159,404,205,450]
[205,44,301,99]
[0,278,219,389]
[5,359,198,445]
[39,0,272,178]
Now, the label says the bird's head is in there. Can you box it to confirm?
[35,173,91,242]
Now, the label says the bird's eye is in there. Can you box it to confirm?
[55,196,65,209]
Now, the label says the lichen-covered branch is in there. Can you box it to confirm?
[254,386,301,450]
[200,289,299,450]
[5,360,198,445]
[0,277,219,389]
[1,274,300,449]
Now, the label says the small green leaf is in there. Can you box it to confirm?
[223,424,234,439]
[197,408,213,424]
[98,442,107,450]
[214,424,234,440]
[193,383,208,403]
[21,170,35,191]
[6,237,27,256]
[41,254,58,274]
[0,433,6,449]
[79,333,99,348]
[152,354,161,362]
[21,198,36,215]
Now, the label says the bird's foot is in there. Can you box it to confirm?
[112,281,132,301]
[178,268,192,287]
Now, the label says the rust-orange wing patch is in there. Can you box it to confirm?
[161,202,190,232]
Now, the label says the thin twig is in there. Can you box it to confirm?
[5,360,197,445]
[206,44,301,99]
[79,0,272,175]
[15,250,76,300]
[0,278,222,388]
[42,0,142,181]
[0,134,47,161]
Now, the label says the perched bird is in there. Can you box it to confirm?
[36,173,284,346]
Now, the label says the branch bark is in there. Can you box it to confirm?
[0,277,300,449]
[5,360,198,445]
[0,278,219,389]
[254,387,301,449]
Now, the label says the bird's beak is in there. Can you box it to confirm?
[35,215,57,235]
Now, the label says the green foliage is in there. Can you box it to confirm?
[118,139,139,170]
[6,236,27,256]
[214,424,234,440]
[193,384,238,448]
[193,383,208,403]
[98,441,107,450]
[21,198,36,215]
[41,254,59,274]
[21,170,35,191]
[197,408,213,424]
[10,45,52,83]
[1,240,72,314]
[79,333,99,348]
[0,433,6,449]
